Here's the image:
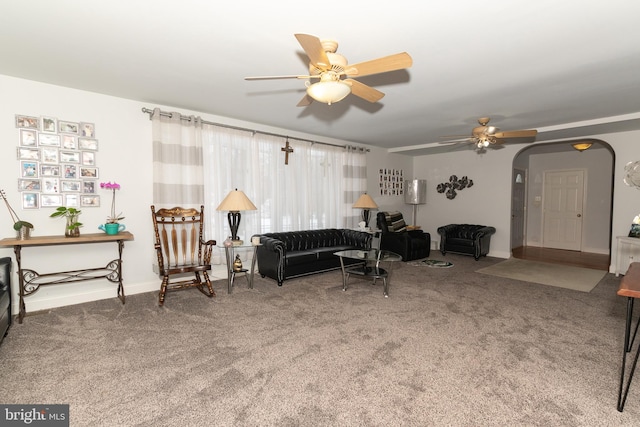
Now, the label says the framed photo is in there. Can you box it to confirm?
[18,179,41,191]
[17,147,39,161]
[22,193,39,209]
[40,164,60,177]
[20,129,38,146]
[80,122,95,138]
[80,167,98,178]
[61,180,81,192]
[61,134,78,150]
[81,151,96,166]
[20,161,38,178]
[63,164,78,179]
[65,193,80,207]
[15,115,39,129]
[41,194,63,208]
[629,224,640,238]
[60,151,80,164]
[41,147,59,164]
[40,116,57,133]
[78,138,98,151]
[80,195,100,207]
[38,133,61,147]
[82,180,96,194]
[42,177,60,194]
[58,121,79,134]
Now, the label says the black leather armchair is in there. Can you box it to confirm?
[376,211,430,261]
[437,224,496,260]
[0,257,12,345]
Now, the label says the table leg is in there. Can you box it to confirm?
[225,246,233,294]
[338,257,348,291]
[249,245,258,289]
[13,245,25,324]
[618,297,640,411]
[116,240,125,304]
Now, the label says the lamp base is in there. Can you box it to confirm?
[232,239,244,246]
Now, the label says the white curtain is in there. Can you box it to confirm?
[152,111,368,265]
[151,108,204,206]
[202,127,367,260]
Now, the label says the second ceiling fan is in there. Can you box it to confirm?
[440,117,538,151]
[245,34,412,106]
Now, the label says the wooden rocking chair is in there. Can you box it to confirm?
[151,205,216,306]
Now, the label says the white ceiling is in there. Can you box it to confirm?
[1,1,639,155]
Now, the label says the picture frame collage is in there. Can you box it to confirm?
[15,114,100,210]
[379,168,404,196]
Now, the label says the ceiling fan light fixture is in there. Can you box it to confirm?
[572,142,593,152]
[306,73,351,105]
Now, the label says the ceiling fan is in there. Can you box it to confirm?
[245,34,412,106]
[440,117,538,151]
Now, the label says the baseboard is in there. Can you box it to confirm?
[11,280,159,316]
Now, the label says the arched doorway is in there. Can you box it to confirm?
[510,139,614,270]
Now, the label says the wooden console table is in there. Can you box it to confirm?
[0,232,134,324]
[617,262,640,411]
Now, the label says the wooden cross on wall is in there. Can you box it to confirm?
[281,139,293,165]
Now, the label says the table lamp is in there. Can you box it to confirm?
[353,193,378,228]
[216,189,257,245]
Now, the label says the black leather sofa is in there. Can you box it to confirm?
[254,229,372,286]
[437,224,496,260]
[376,211,430,261]
[0,257,12,345]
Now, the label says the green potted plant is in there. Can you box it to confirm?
[50,207,83,237]
[1,189,34,240]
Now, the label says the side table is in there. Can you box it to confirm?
[221,243,260,294]
[616,236,640,276]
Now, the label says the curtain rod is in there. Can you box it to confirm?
[141,107,368,152]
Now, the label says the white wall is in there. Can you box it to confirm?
[412,146,518,259]
[365,147,413,224]
[412,130,640,270]
[0,74,376,315]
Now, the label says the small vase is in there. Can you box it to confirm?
[65,216,80,238]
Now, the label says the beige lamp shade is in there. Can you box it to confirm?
[216,189,256,242]
[353,193,378,228]
[216,189,257,212]
[352,193,378,209]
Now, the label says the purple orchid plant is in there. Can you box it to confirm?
[100,181,124,224]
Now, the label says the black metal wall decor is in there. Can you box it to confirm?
[436,175,473,200]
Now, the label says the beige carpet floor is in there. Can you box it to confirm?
[0,254,636,426]
[476,257,607,292]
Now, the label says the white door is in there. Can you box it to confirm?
[542,170,585,251]
[511,168,526,249]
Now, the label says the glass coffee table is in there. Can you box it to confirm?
[334,249,402,297]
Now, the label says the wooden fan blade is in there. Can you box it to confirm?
[245,75,318,80]
[345,52,413,77]
[344,79,384,103]
[440,135,472,139]
[439,138,472,145]
[296,94,313,107]
[294,34,331,72]
[494,130,538,139]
